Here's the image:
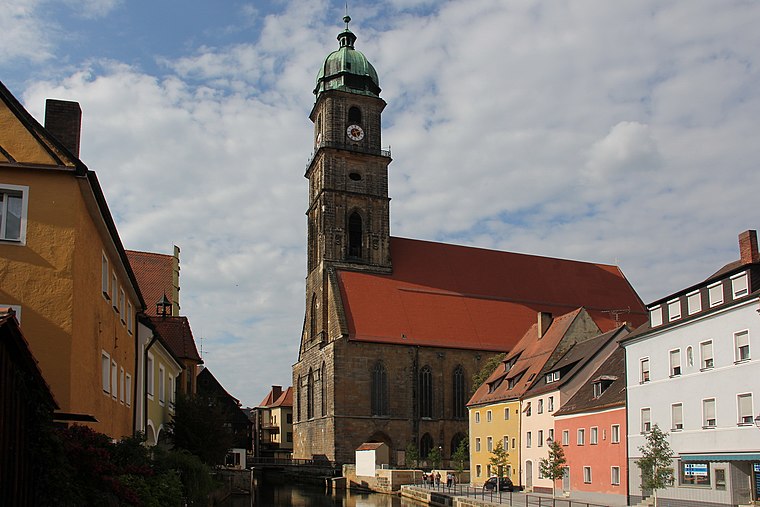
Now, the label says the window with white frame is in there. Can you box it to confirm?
[487,410,492,422]
[670,349,681,376]
[731,272,748,298]
[548,428,554,443]
[526,431,532,448]
[119,288,125,322]
[577,428,585,445]
[125,373,132,406]
[590,427,598,445]
[111,360,118,399]
[545,371,560,383]
[538,430,544,447]
[668,298,681,321]
[475,437,481,452]
[641,408,651,433]
[687,291,701,315]
[102,254,110,297]
[487,436,493,452]
[503,435,509,450]
[583,466,592,484]
[476,464,481,477]
[548,396,554,412]
[708,282,723,307]
[640,357,650,383]
[101,351,110,393]
[475,411,480,423]
[701,341,714,370]
[504,407,510,420]
[562,429,569,446]
[611,466,620,486]
[538,399,544,414]
[111,273,118,309]
[735,331,750,362]
[687,346,694,367]
[0,184,29,243]
[649,305,663,327]
[738,393,753,425]
[127,302,133,334]
[611,424,620,443]
[671,403,683,430]
[159,365,166,405]
[120,367,125,403]
[703,398,716,428]
[146,354,154,397]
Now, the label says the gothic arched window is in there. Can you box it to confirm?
[295,377,301,422]
[348,106,362,124]
[321,361,327,416]
[371,361,389,416]
[310,294,318,341]
[420,433,434,459]
[348,212,363,259]
[453,365,466,419]
[419,365,433,418]
[307,368,314,419]
[451,432,467,456]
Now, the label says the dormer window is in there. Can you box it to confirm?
[668,298,681,321]
[731,272,748,298]
[687,291,701,315]
[545,371,560,384]
[708,282,723,307]
[650,305,663,327]
[592,376,616,398]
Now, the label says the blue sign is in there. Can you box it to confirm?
[755,464,760,473]
[684,464,708,476]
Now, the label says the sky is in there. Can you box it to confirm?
[3,0,759,407]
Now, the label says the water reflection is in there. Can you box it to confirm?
[218,473,424,507]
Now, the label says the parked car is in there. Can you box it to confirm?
[483,476,514,492]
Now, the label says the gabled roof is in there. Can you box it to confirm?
[148,316,202,363]
[554,344,628,416]
[337,237,646,352]
[126,250,175,315]
[526,325,626,398]
[468,308,586,407]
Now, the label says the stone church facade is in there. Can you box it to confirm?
[292,17,647,466]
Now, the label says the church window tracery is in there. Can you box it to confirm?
[419,365,433,418]
[307,369,314,419]
[453,365,466,419]
[371,361,389,416]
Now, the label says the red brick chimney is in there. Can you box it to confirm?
[44,99,82,157]
[270,385,283,403]
[739,230,759,265]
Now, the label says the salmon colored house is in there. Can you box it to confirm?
[0,81,143,438]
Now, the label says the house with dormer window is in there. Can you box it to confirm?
[622,230,760,507]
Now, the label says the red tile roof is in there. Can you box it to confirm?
[126,250,175,316]
[148,316,202,363]
[271,387,293,408]
[337,237,646,351]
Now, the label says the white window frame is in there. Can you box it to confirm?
[703,398,716,428]
[119,367,125,403]
[487,436,493,452]
[649,305,663,327]
[545,371,560,383]
[159,364,166,405]
[548,396,554,412]
[671,403,683,430]
[125,373,132,406]
[738,393,753,425]
[640,357,650,383]
[611,424,620,443]
[641,407,652,433]
[735,330,750,363]
[611,466,620,486]
[119,288,126,322]
[111,273,118,309]
[101,253,110,298]
[583,466,592,484]
[127,301,133,334]
[146,353,154,398]
[475,411,480,423]
[475,437,481,452]
[590,426,598,445]
[687,290,701,315]
[562,429,570,446]
[701,341,714,370]
[0,184,29,244]
[526,431,532,448]
[731,272,749,298]
[668,298,681,321]
[577,428,585,445]
[708,282,723,307]
[111,359,118,400]
[504,407,510,420]
[503,435,509,450]
[670,349,681,377]
[538,430,544,447]
[487,410,492,422]
[101,351,111,394]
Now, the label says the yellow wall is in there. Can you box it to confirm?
[0,167,138,439]
[271,406,293,450]
[469,400,521,486]
[146,342,182,445]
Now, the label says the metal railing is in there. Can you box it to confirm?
[412,481,612,507]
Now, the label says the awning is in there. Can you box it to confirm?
[681,452,760,462]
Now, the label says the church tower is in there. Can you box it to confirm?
[305,15,392,275]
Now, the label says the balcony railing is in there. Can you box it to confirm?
[306,141,391,170]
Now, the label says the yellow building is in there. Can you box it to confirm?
[469,400,521,486]
[0,81,143,438]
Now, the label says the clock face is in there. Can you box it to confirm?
[346,124,365,141]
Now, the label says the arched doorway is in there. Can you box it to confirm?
[525,460,533,489]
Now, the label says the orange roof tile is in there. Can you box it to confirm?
[148,316,202,363]
[271,386,293,408]
[126,250,175,316]
[337,237,646,351]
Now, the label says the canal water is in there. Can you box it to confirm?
[218,474,424,507]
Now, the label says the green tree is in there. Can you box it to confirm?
[636,424,674,507]
[471,353,506,394]
[427,445,443,469]
[451,438,469,483]
[167,392,235,466]
[488,440,510,486]
[539,439,567,498]
[405,442,420,468]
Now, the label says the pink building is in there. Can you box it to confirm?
[554,346,629,506]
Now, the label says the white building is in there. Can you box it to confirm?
[622,230,760,507]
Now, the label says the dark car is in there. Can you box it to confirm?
[483,476,514,492]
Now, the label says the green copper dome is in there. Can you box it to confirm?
[314,16,381,98]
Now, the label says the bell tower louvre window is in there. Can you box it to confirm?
[348,106,361,124]
[348,212,363,259]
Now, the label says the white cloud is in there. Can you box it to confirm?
[0,0,54,63]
